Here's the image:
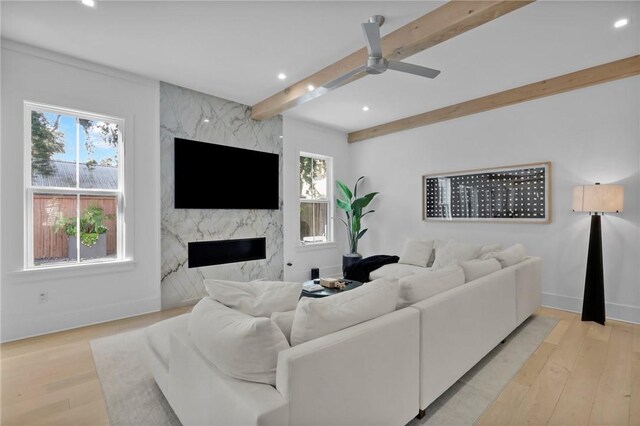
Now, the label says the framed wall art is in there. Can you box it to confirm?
[422,162,552,223]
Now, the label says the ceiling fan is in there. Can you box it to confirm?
[323,15,441,90]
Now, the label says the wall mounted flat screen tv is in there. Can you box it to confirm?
[174,138,279,209]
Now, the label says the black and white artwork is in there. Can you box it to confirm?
[423,162,551,223]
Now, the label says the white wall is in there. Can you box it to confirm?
[1,41,161,341]
[348,77,640,324]
[283,117,349,281]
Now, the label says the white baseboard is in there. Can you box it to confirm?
[1,296,161,343]
[542,292,640,324]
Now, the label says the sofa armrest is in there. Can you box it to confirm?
[411,267,517,409]
[509,256,542,324]
[276,308,420,426]
[168,329,288,426]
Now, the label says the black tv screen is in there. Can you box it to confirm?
[174,138,279,209]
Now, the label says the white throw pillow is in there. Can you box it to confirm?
[478,243,503,259]
[396,265,465,308]
[188,297,289,385]
[290,278,399,346]
[432,241,481,269]
[428,239,450,267]
[460,258,502,282]
[487,243,527,268]
[271,310,295,343]
[203,279,302,317]
[398,240,434,268]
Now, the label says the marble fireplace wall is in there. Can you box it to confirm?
[160,82,283,309]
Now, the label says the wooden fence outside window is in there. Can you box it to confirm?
[33,195,117,260]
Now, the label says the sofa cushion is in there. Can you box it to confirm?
[290,278,399,346]
[460,258,502,282]
[396,265,465,309]
[188,297,289,385]
[487,243,527,268]
[271,310,295,343]
[203,279,302,317]
[145,313,190,367]
[398,240,434,268]
[370,263,426,280]
[432,241,481,269]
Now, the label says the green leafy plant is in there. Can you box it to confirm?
[336,176,379,255]
[54,204,113,247]
[31,111,65,177]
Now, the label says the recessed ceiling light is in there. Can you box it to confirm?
[307,84,315,92]
[279,135,283,139]
[81,0,96,7]
[203,118,210,123]
[362,106,370,112]
[278,73,287,80]
[614,18,629,28]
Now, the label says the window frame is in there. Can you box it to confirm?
[298,151,333,246]
[23,101,126,269]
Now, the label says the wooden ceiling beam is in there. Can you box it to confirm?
[348,55,640,143]
[251,1,534,121]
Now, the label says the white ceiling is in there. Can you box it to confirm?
[2,1,639,133]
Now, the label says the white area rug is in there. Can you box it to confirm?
[91,314,557,426]
[90,329,180,426]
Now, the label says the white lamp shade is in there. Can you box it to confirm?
[572,184,624,213]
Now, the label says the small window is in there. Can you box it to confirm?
[299,153,332,245]
[25,102,124,268]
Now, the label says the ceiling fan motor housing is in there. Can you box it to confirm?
[366,57,388,74]
[369,15,385,27]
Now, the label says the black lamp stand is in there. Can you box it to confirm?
[581,213,605,325]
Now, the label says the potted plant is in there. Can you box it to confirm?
[54,204,113,260]
[336,176,379,274]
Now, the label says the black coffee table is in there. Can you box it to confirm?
[301,279,363,298]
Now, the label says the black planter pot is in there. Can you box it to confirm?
[342,253,363,276]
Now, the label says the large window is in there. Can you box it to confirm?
[25,102,124,268]
[299,153,332,245]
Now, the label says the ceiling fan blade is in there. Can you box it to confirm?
[361,22,382,58]
[322,66,367,90]
[387,60,441,79]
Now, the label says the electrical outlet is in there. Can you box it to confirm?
[39,291,48,304]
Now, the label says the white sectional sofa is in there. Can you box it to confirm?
[145,240,541,425]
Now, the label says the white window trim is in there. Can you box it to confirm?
[23,101,127,270]
[295,241,338,253]
[10,259,136,283]
[298,151,333,247]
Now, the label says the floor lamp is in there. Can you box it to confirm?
[572,183,624,325]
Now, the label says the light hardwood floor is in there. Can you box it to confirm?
[478,307,638,426]
[0,306,191,425]
[1,306,637,425]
